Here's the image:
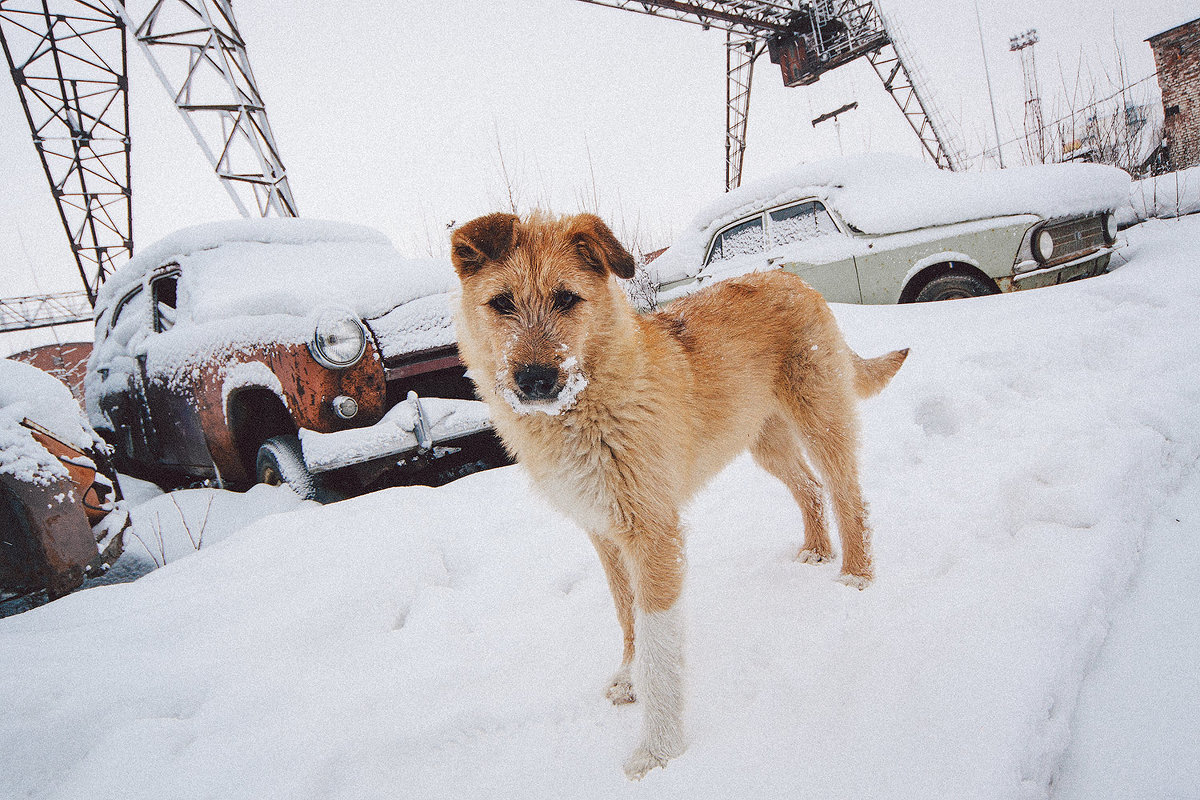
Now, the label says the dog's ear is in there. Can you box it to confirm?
[567,214,636,280]
[451,213,519,277]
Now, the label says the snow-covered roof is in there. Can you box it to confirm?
[96,218,457,324]
[651,153,1131,285]
[1145,14,1199,41]
[1,358,101,485]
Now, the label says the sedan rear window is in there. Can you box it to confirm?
[769,201,839,245]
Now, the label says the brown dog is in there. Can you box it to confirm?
[451,212,907,779]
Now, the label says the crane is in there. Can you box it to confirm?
[2,0,959,332]
[575,0,962,189]
[0,0,295,331]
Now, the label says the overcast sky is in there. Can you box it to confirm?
[0,0,1187,353]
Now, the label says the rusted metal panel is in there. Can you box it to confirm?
[187,338,387,486]
[7,342,93,402]
[1,424,114,598]
[385,353,463,382]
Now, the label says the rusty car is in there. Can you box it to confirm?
[86,219,507,500]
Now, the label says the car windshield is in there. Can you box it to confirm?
[706,216,766,266]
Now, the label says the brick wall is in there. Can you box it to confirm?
[1150,18,1200,170]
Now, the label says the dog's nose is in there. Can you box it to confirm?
[514,364,560,400]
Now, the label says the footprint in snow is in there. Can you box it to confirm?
[914,397,959,438]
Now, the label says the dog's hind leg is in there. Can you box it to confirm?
[589,532,637,704]
[618,518,688,780]
[784,389,874,588]
[751,414,833,564]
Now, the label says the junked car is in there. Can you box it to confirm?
[86,219,507,500]
[2,358,125,600]
[650,154,1130,305]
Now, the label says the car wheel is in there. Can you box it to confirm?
[913,272,1000,302]
[255,434,317,501]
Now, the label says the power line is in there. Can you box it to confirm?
[965,69,1161,165]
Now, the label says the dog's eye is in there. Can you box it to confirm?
[553,290,583,313]
[488,294,517,316]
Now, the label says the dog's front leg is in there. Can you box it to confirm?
[620,520,687,780]
[589,532,636,704]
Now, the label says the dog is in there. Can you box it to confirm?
[450,212,907,779]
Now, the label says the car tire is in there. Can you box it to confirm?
[255,435,317,501]
[913,272,1000,302]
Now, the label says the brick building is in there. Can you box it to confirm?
[1149,17,1200,170]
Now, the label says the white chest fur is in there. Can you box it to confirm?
[532,447,619,535]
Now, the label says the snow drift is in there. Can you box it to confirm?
[3,218,1198,799]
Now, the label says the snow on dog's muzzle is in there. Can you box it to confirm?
[499,356,587,417]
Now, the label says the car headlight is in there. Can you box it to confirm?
[1103,212,1118,244]
[309,310,366,369]
[1036,228,1055,263]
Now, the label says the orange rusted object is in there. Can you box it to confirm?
[187,340,388,486]
[1,422,124,598]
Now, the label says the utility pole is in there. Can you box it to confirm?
[974,0,1005,168]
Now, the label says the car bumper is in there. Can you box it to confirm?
[1009,247,1113,291]
[298,393,493,475]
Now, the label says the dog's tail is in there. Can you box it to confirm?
[852,348,909,398]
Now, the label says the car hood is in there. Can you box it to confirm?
[364,291,459,361]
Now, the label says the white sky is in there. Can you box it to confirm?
[0,0,1185,353]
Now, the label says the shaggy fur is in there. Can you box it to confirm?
[451,212,907,779]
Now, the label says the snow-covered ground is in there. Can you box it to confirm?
[2,217,1198,799]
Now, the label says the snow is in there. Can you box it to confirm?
[1121,165,1200,226]
[3,217,1199,798]
[651,153,1130,285]
[115,483,316,573]
[366,291,459,358]
[299,396,492,473]
[500,356,589,416]
[0,358,102,485]
[93,218,456,323]
[1053,468,1200,799]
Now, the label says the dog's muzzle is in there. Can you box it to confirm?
[514,363,561,401]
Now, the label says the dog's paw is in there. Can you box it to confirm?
[838,572,872,590]
[606,669,636,705]
[623,744,678,780]
[798,548,833,564]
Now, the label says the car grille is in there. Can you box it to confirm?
[383,345,479,407]
[1043,215,1106,266]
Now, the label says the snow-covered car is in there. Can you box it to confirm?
[2,359,124,599]
[650,154,1130,304]
[86,219,507,499]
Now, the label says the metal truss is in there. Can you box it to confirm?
[0,0,132,306]
[0,289,93,333]
[865,39,958,170]
[112,0,297,218]
[574,0,800,35]
[574,0,962,185]
[725,32,763,190]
